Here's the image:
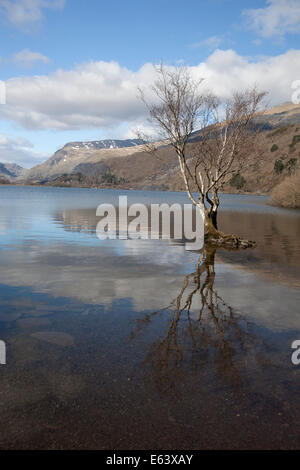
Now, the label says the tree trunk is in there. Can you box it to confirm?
[199,191,255,249]
[206,209,218,231]
[204,189,219,233]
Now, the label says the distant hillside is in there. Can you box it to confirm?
[65,139,145,150]
[248,103,300,133]
[23,139,147,183]
[0,162,25,182]
[21,103,300,200]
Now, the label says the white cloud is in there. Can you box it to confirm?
[1,61,156,130]
[0,0,65,31]
[0,50,299,133]
[13,48,50,67]
[189,35,223,51]
[0,133,48,168]
[189,49,300,104]
[243,0,300,38]
[123,121,158,141]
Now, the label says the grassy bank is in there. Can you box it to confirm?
[269,170,300,209]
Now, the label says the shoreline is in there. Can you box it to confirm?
[2,181,299,210]
[0,181,270,197]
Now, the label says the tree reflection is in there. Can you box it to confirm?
[131,246,268,392]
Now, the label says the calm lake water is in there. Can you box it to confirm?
[0,185,300,449]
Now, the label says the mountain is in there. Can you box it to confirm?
[23,139,147,183]
[254,102,300,128]
[64,139,145,150]
[0,162,25,182]
[21,103,300,196]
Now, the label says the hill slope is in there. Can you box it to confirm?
[0,162,25,182]
[23,139,146,183]
[22,103,300,196]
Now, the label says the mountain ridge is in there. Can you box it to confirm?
[5,102,300,198]
[0,162,26,182]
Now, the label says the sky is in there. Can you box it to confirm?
[0,0,299,168]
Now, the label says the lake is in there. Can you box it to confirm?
[0,185,299,449]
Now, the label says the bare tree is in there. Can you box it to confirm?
[140,64,267,246]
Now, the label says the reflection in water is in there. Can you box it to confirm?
[0,187,300,449]
[55,206,300,287]
[131,247,269,392]
[218,210,300,288]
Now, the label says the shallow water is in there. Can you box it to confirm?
[0,186,299,449]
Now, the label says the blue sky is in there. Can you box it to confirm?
[0,0,300,167]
